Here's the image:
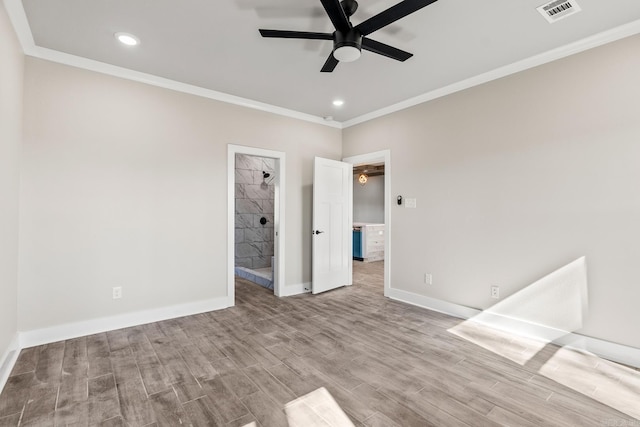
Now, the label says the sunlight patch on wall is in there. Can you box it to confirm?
[449,257,588,365]
[484,256,588,335]
[448,256,640,421]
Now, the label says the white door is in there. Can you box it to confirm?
[312,157,352,294]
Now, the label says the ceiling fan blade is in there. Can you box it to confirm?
[320,0,352,33]
[259,29,333,40]
[321,53,339,72]
[355,0,438,36]
[362,37,412,61]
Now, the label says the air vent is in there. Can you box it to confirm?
[537,0,581,23]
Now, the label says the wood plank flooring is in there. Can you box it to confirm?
[1,261,638,426]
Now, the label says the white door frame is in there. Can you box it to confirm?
[228,144,286,304]
[342,149,391,297]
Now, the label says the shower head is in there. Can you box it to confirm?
[262,171,271,179]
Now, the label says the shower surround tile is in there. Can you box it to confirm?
[263,199,274,214]
[235,169,253,185]
[235,154,275,271]
[245,228,274,243]
[236,243,262,259]
[244,184,271,201]
[235,214,254,229]
[236,199,262,214]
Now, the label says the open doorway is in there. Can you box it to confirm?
[343,150,391,296]
[227,145,286,305]
[234,154,276,291]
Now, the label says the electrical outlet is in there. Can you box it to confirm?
[491,286,500,299]
[424,273,432,285]
[112,286,122,299]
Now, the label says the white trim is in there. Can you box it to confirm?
[387,287,480,320]
[18,297,229,349]
[387,287,640,369]
[6,0,640,129]
[471,311,573,343]
[228,145,286,300]
[554,334,640,369]
[342,19,640,128]
[3,1,340,129]
[279,282,311,297]
[3,0,35,52]
[33,47,342,129]
[342,150,391,297]
[0,333,20,394]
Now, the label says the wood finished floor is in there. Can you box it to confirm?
[1,261,638,426]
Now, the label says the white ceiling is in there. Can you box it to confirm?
[8,0,640,125]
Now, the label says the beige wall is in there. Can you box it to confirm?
[353,175,384,224]
[19,58,341,331]
[343,34,640,349]
[0,3,23,358]
[8,10,640,351]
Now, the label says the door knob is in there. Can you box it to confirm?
[313,230,324,235]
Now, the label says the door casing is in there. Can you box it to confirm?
[343,149,391,297]
[227,144,286,304]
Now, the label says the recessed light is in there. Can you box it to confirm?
[332,99,344,107]
[115,32,140,46]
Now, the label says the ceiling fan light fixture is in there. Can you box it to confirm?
[333,30,363,63]
[333,45,361,62]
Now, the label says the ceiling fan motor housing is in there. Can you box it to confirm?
[333,29,363,61]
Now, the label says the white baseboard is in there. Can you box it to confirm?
[279,282,311,297]
[19,296,230,349]
[553,334,640,369]
[0,333,20,394]
[387,287,480,320]
[387,287,640,369]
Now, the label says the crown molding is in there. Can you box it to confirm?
[342,18,640,128]
[5,0,640,130]
[2,0,342,129]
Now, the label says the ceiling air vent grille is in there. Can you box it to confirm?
[537,0,582,23]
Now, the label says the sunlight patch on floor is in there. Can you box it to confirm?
[285,387,355,427]
[449,256,589,365]
[449,320,550,365]
[451,321,640,420]
[541,346,640,420]
[448,256,640,421]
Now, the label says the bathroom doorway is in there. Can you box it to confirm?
[234,153,276,292]
[227,145,285,304]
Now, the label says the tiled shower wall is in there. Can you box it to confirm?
[235,154,275,269]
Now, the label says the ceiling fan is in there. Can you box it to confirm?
[259,0,438,72]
